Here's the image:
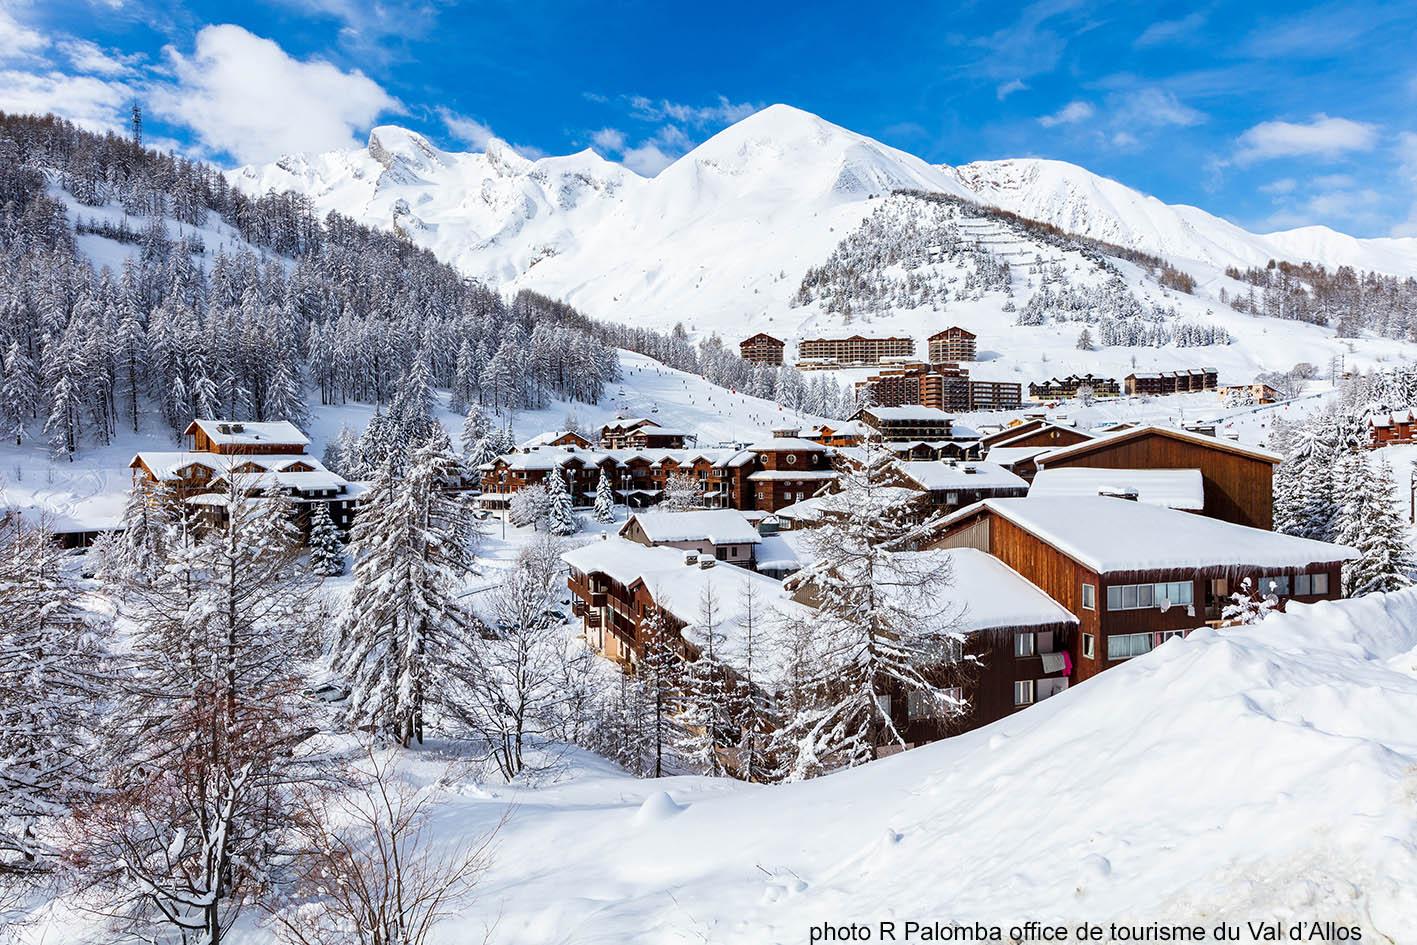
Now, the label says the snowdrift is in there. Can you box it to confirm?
[438,591,1417,944]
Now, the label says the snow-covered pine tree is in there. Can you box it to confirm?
[1337,454,1414,596]
[460,403,490,456]
[332,440,482,747]
[662,470,704,512]
[307,500,345,577]
[637,604,687,778]
[1,341,37,445]
[592,470,616,524]
[101,478,177,584]
[0,518,110,876]
[771,436,968,779]
[733,578,774,783]
[1076,327,1095,351]
[545,470,579,536]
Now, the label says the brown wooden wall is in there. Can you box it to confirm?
[1040,432,1274,529]
[993,426,1092,450]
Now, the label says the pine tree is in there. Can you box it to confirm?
[1337,454,1414,596]
[332,442,481,747]
[592,471,616,524]
[637,606,687,778]
[676,583,735,777]
[0,341,37,446]
[460,403,490,456]
[545,470,579,536]
[1076,327,1095,351]
[307,500,345,577]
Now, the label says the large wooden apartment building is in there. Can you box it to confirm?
[1124,368,1219,396]
[924,496,1356,684]
[796,334,915,367]
[927,326,977,363]
[598,417,690,450]
[739,332,786,366]
[855,362,1022,413]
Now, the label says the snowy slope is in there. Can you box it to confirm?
[955,157,1417,275]
[360,590,1417,943]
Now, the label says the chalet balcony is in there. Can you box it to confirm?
[585,612,602,629]
[571,600,587,617]
[591,591,607,608]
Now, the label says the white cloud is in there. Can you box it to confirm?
[1038,100,1094,127]
[0,69,131,132]
[1112,87,1205,128]
[1259,178,1297,195]
[1135,11,1206,47]
[1110,131,1139,149]
[590,127,626,153]
[58,39,140,77]
[629,95,758,127]
[621,141,674,177]
[151,24,400,164]
[0,5,47,61]
[996,79,1028,100]
[437,107,495,149]
[1235,114,1379,164]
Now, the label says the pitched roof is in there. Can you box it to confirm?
[1034,425,1282,466]
[939,497,1357,575]
[1028,468,1205,510]
[897,461,1028,493]
[623,510,763,545]
[988,422,1094,451]
[184,419,310,447]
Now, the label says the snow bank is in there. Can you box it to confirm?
[434,590,1417,943]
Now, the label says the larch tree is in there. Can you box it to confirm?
[76,480,323,945]
[771,437,969,780]
[675,583,735,777]
[1,341,37,445]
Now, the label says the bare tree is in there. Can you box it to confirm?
[266,747,499,945]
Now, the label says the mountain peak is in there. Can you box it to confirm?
[367,125,445,174]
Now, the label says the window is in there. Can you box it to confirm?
[1296,572,1330,596]
[907,688,961,720]
[1013,680,1035,706]
[786,454,798,465]
[1106,581,1194,611]
[1107,632,1154,660]
[1014,632,1036,658]
[1082,632,1096,659]
[1261,575,1290,596]
[1081,582,1096,610]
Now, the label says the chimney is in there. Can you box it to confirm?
[683,550,700,566]
[699,558,716,570]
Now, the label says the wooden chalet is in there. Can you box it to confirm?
[854,405,957,443]
[923,497,1355,684]
[802,422,866,447]
[1124,368,1219,396]
[1032,425,1280,529]
[599,417,690,450]
[132,419,360,535]
[519,430,594,450]
[895,460,1029,510]
[1368,411,1417,448]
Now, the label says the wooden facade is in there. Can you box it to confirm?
[739,332,786,365]
[927,504,1346,686]
[927,326,977,363]
[984,423,1092,452]
[1124,368,1219,396]
[1369,411,1417,448]
[1035,427,1278,529]
[796,334,915,367]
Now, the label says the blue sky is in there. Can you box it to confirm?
[3,0,1416,237]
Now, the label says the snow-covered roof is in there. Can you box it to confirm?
[212,469,350,492]
[862,405,954,422]
[981,445,1054,468]
[601,417,660,432]
[940,497,1358,575]
[897,461,1028,493]
[131,451,328,481]
[774,485,919,523]
[1028,468,1205,510]
[933,548,1078,634]
[1036,425,1283,466]
[519,430,589,449]
[746,437,830,452]
[747,470,839,481]
[989,422,1094,451]
[491,446,753,471]
[754,532,807,571]
[624,510,763,545]
[560,538,811,673]
[186,419,310,447]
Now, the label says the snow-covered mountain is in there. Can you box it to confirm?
[233,104,1417,383]
[954,157,1417,275]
